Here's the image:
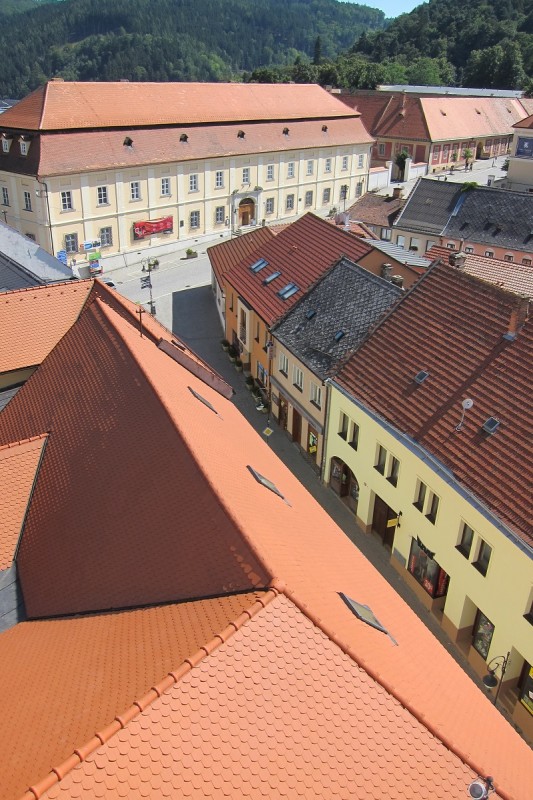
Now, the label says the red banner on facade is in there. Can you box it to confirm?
[133,216,173,240]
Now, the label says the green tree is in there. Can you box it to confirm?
[313,35,322,66]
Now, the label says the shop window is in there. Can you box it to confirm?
[518,662,533,716]
[426,492,439,524]
[456,522,474,558]
[349,422,359,450]
[408,538,449,598]
[387,456,400,487]
[472,609,495,659]
[413,480,427,511]
[338,412,348,440]
[374,444,386,474]
[473,539,492,576]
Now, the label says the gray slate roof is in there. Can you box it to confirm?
[272,258,402,378]
[443,186,533,253]
[0,221,73,290]
[360,238,432,268]
[394,178,463,235]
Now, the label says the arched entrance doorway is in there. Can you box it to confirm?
[329,456,359,514]
[238,198,255,227]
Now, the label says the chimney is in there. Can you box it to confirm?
[391,275,404,288]
[503,296,529,341]
[392,187,403,200]
[381,263,392,281]
[449,251,466,270]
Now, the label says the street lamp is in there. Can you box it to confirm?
[482,651,511,706]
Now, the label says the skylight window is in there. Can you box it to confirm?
[277,282,299,300]
[188,386,218,415]
[263,271,281,285]
[305,309,316,320]
[334,330,345,342]
[482,416,500,435]
[247,466,290,505]
[339,593,391,636]
[250,258,268,273]
[414,370,429,385]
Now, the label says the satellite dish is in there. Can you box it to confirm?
[468,781,488,799]
[462,398,474,410]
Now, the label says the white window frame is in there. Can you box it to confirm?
[358,154,364,168]
[23,190,32,212]
[215,206,225,224]
[287,162,295,179]
[266,164,274,181]
[242,167,250,185]
[286,194,295,211]
[130,181,141,201]
[306,160,314,176]
[190,210,200,229]
[97,186,108,206]
[265,197,274,215]
[1,187,9,206]
[189,173,199,192]
[279,352,289,376]
[378,143,386,157]
[100,226,113,247]
[161,177,171,197]
[323,187,331,204]
[215,170,224,189]
[310,382,322,408]
[61,190,73,212]
[342,155,349,170]
[305,190,313,207]
[325,158,332,173]
[293,365,304,391]
[20,140,29,156]
[1,139,10,153]
[65,232,78,253]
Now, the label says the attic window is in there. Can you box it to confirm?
[482,416,500,435]
[339,593,390,636]
[188,386,218,415]
[322,125,328,132]
[263,270,281,284]
[123,136,133,148]
[250,258,268,273]
[414,370,429,385]
[237,130,245,139]
[19,138,30,156]
[1,136,12,153]
[283,127,290,136]
[334,330,345,342]
[180,133,188,143]
[277,282,299,300]
[305,309,316,320]
[247,465,290,504]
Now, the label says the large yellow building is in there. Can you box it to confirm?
[0,80,373,271]
[323,259,533,742]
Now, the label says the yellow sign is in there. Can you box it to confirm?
[386,517,398,528]
[263,427,273,437]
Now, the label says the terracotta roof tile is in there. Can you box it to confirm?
[0,436,47,570]
[207,228,275,288]
[427,245,533,297]
[0,281,91,373]
[341,91,429,141]
[337,261,533,545]
[29,117,373,177]
[40,596,512,800]
[224,213,373,323]
[346,191,405,228]
[0,592,262,800]
[1,82,358,131]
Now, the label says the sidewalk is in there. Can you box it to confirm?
[377,155,509,199]
[171,285,519,721]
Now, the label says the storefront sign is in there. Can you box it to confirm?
[88,251,102,262]
[133,216,173,240]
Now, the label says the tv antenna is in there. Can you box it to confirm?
[455,398,474,431]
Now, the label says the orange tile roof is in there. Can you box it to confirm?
[0,81,358,131]
[427,245,533,298]
[207,227,276,288]
[0,279,530,800]
[337,261,533,546]
[0,592,262,800]
[341,91,430,142]
[224,213,373,323]
[0,436,47,570]
[38,594,486,800]
[0,281,91,374]
[29,117,373,177]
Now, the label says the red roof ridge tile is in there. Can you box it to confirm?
[274,582,514,800]
[0,433,48,454]
[20,587,280,800]
[0,279,92,298]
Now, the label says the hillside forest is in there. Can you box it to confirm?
[1,0,533,99]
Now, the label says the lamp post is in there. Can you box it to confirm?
[482,652,511,706]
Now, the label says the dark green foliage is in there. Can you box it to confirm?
[0,0,385,97]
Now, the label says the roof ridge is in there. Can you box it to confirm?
[0,433,48,454]
[20,588,280,800]
[275,581,513,800]
[0,279,92,299]
[38,83,48,132]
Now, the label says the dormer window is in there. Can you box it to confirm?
[1,137,12,154]
[19,138,30,156]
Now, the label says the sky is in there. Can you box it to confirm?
[359,0,422,18]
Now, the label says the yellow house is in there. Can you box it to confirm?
[323,260,533,742]
[0,80,373,272]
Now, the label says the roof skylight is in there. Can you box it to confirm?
[482,416,500,435]
[277,282,299,300]
[414,370,429,385]
[334,330,345,342]
[263,271,281,285]
[250,258,268,273]
[305,309,317,320]
[188,386,218,415]
[247,466,290,505]
[339,593,391,637]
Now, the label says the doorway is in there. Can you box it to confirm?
[239,198,255,226]
[292,408,301,445]
[371,494,397,550]
[278,394,288,430]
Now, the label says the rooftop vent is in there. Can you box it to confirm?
[482,416,500,435]
[283,127,290,136]
[414,370,429,385]
[322,124,328,132]
[390,275,404,288]
[180,133,188,143]
[475,108,481,114]
[123,136,133,148]
[237,130,245,139]
[440,109,447,116]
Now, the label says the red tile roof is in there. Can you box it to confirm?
[0,436,47,570]
[337,261,533,545]
[0,279,530,800]
[224,213,373,323]
[347,190,405,228]
[208,227,276,288]
[27,117,373,177]
[427,245,533,298]
[0,81,358,131]
[39,594,484,800]
[0,281,91,374]
[0,592,263,800]
[340,91,429,141]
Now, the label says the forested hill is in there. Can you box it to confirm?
[0,0,385,98]
[353,0,533,89]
